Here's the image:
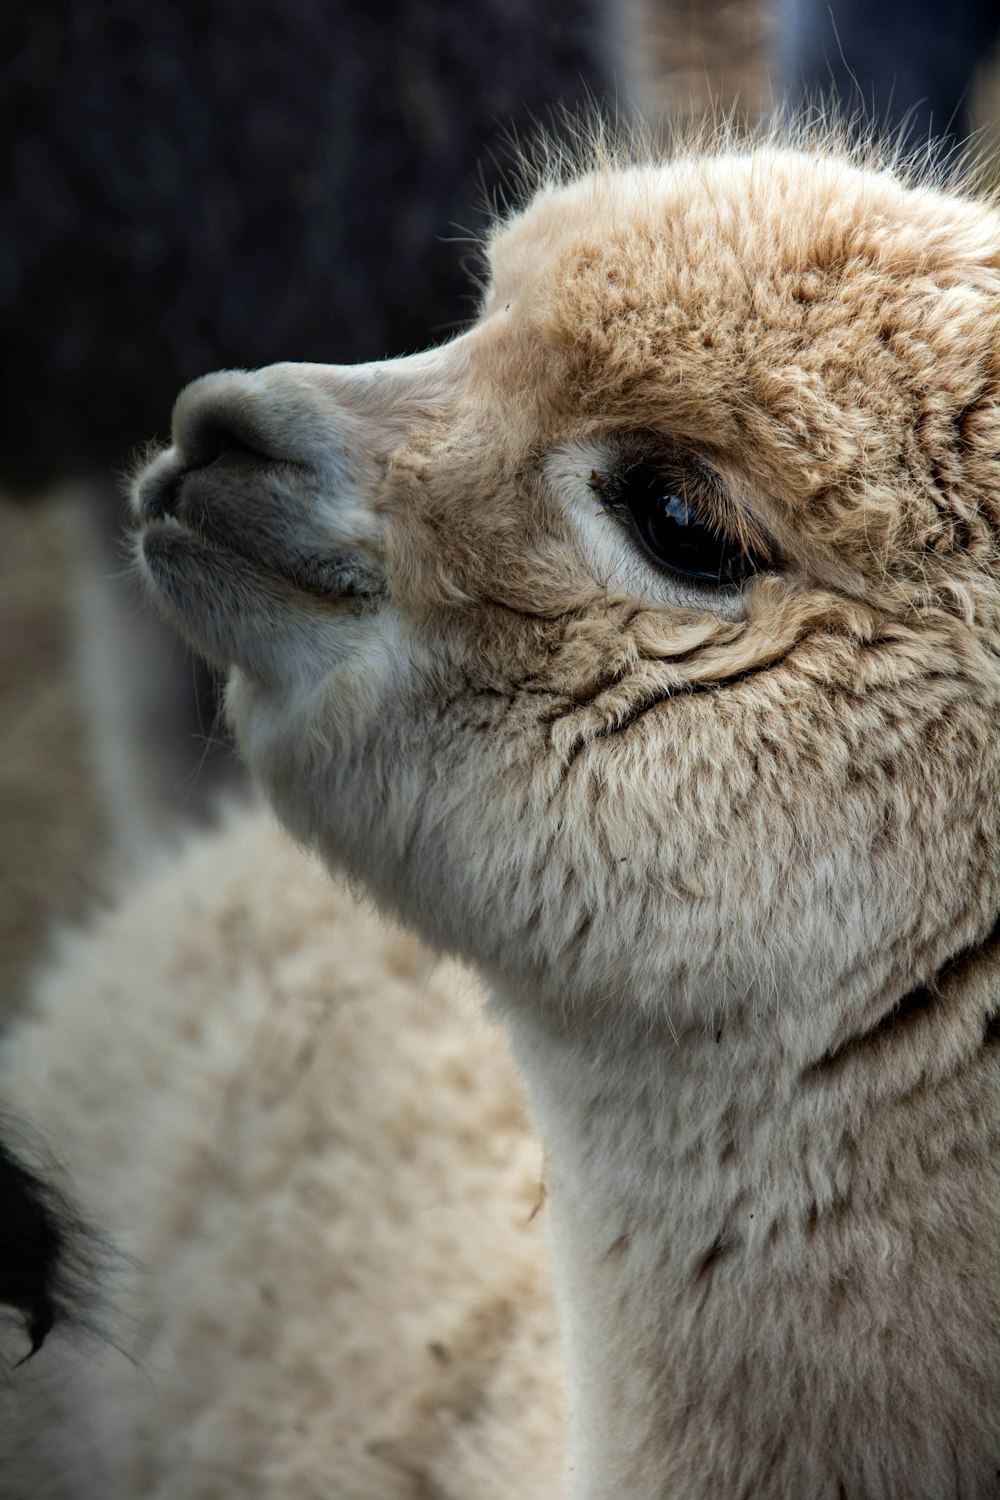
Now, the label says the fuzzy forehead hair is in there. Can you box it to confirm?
[451,111,1000,625]
[479,105,1000,229]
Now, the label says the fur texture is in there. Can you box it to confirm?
[8,126,1000,1496]
[2,812,561,1497]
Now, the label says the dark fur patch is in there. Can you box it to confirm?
[0,1124,104,1364]
[554,652,795,787]
[693,1230,741,1283]
[804,911,1000,1080]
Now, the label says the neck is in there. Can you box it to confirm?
[503,969,1000,1500]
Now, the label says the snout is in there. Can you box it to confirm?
[129,362,400,681]
[134,346,458,528]
[134,364,387,593]
[150,344,459,491]
[169,364,380,474]
[135,364,363,526]
[130,343,463,674]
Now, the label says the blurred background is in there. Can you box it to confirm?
[2,0,999,1002]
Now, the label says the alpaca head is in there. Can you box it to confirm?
[133,136,1000,1056]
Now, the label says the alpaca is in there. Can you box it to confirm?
[1,815,561,1497]
[6,126,1000,1497]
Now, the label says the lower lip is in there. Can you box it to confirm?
[139,519,374,607]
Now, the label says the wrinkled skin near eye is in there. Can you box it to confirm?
[593,457,769,585]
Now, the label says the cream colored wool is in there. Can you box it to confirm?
[6,128,1000,1497]
[2,810,562,1498]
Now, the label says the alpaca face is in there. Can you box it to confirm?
[133,146,1000,1046]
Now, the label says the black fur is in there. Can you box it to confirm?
[0,0,613,492]
[0,1128,98,1364]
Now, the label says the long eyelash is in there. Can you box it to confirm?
[592,452,773,568]
[705,474,773,567]
[589,447,775,587]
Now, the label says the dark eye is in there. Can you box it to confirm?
[596,464,764,585]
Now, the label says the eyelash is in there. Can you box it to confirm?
[592,461,767,586]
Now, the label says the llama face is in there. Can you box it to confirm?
[133,146,1000,1048]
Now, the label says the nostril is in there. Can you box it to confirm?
[132,459,184,523]
[187,435,223,470]
[181,411,259,471]
[172,372,276,471]
[136,377,275,526]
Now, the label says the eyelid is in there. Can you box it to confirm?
[596,451,772,567]
[592,451,774,587]
[708,482,773,566]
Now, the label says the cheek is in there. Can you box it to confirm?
[225,607,423,830]
[375,688,996,1041]
[385,454,595,618]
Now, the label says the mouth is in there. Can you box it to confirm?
[129,445,388,680]
[133,453,382,606]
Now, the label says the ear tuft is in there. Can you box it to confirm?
[0,1126,105,1365]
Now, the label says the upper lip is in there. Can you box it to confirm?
[134,451,192,525]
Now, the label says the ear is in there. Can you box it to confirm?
[0,1125,100,1363]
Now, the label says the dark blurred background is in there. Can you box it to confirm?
[1,0,998,1000]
